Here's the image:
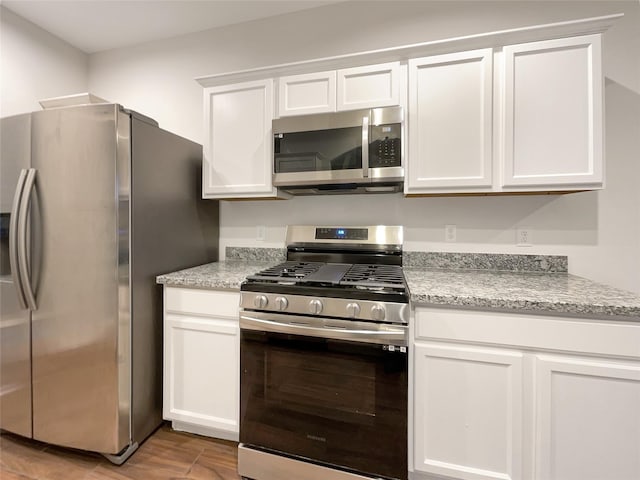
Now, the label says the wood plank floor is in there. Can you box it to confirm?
[0,423,241,480]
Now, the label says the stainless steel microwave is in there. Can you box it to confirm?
[273,106,404,195]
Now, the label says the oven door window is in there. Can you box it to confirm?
[240,329,407,480]
[274,127,362,173]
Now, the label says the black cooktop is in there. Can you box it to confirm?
[242,261,408,303]
[246,261,405,287]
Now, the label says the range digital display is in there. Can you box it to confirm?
[315,227,368,241]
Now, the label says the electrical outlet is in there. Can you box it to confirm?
[516,227,532,246]
[445,224,457,242]
[256,225,266,241]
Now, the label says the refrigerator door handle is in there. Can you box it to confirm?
[17,168,37,311]
[9,169,29,309]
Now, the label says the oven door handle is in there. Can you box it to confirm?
[240,313,407,347]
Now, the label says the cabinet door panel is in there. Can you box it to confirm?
[407,49,493,192]
[535,355,640,480]
[414,342,523,480]
[203,79,275,198]
[502,35,602,188]
[337,62,400,111]
[164,314,239,433]
[278,71,336,116]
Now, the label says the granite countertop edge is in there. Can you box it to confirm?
[409,292,640,318]
[404,267,640,319]
[156,261,640,320]
[156,260,277,290]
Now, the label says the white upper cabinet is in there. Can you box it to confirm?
[202,79,277,199]
[336,62,400,111]
[406,34,604,194]
[406,49,494,193]
[278,70,336,116]
[277,62,401,117]
[196,15,617,199]
[501,34,603,189]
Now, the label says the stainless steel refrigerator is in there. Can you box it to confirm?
[0,102,219,463]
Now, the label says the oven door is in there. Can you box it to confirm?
[239,312,408,480]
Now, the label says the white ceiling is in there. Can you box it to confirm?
[1,0,343,53]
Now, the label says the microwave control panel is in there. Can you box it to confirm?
[369,123,401,168]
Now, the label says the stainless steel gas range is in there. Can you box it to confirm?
[238,225,408,480]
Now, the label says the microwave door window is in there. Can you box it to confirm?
[274,127,362,173]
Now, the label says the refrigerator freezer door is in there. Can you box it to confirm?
[0,114,33,438]
[29,105,130,454]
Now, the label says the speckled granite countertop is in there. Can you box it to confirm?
[156,249,640,319]
[405,268,640,319]
[156,260,275,290]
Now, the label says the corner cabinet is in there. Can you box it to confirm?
[412,307,640,480]
[501,34,603,189]
[202,79,277,199]
[163,286,240,441]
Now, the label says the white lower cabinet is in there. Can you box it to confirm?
[534,354,640,480]
[163,286,240,441]
[413,342,523,480]
[412,307,640,480]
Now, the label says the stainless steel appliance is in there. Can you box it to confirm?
[273,107,404,195]
[239,225,408,480]
[0,102,219,464]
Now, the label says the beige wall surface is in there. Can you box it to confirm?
[0,6,88,117]
[3,1,639,294]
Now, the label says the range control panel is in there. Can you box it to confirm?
[315,227,369,241]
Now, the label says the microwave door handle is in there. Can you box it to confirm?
[9,169,28,309]
[17,168,37,311]
[361,115,369,178]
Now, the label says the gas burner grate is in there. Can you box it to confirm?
[247,261,324,282]
[340,264,405,288]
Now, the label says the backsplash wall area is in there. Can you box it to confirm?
[2,1,638,295]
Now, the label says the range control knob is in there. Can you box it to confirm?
[346,302,361,318]
[254,295,268,309]
[371,304,386,321]
[275,296,289,311]
[309,299,323,315]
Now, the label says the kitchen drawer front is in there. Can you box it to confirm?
[414,307,640,359]
[164,287,239,318]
